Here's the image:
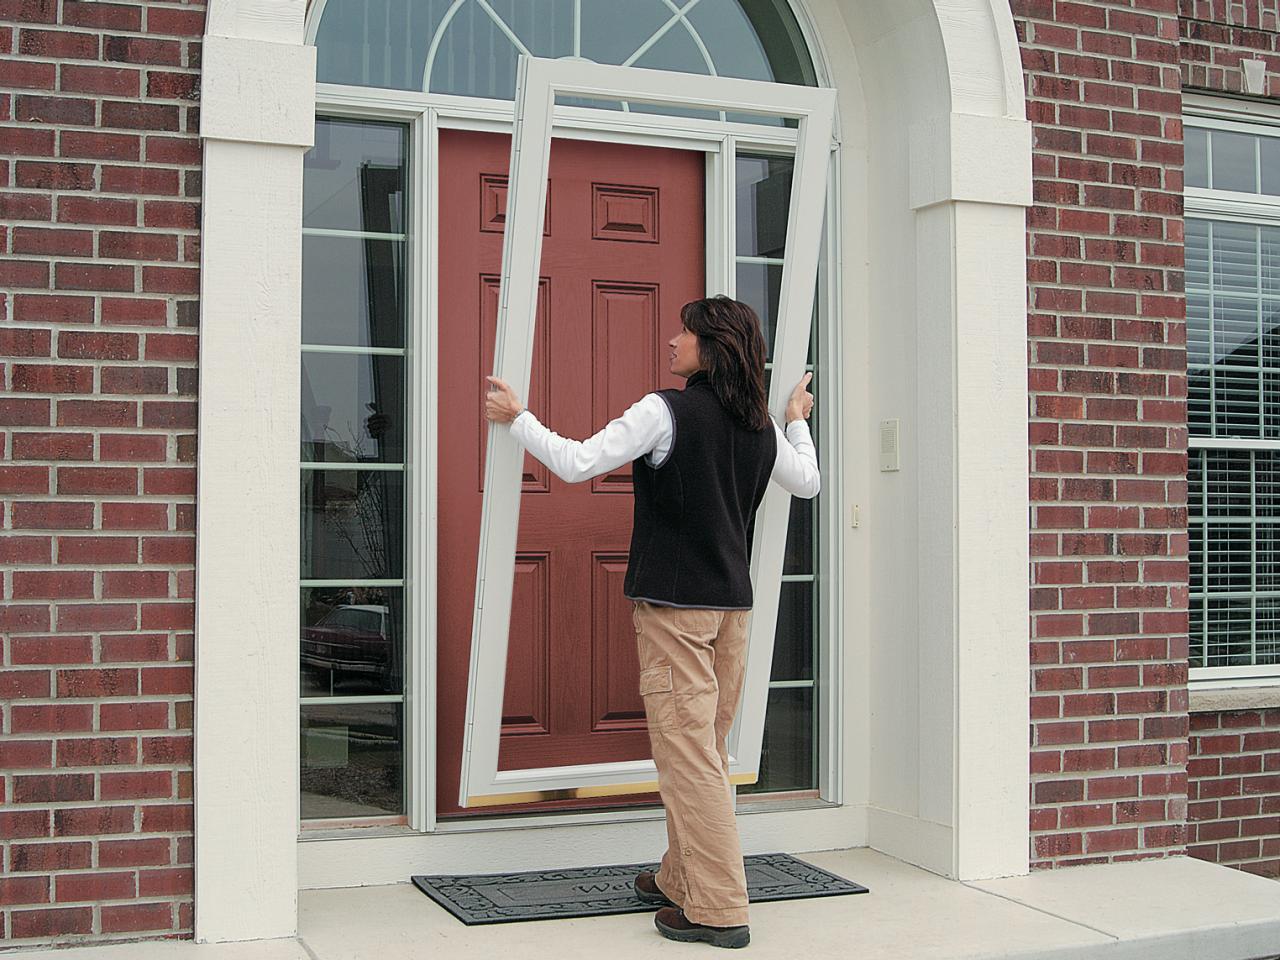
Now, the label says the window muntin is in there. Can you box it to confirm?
[1187,112,1280,679]
[311,0,815,97]
[300,117,411,819]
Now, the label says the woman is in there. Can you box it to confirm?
[484,295,820,949]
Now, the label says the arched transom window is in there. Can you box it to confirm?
[308,0,816,97]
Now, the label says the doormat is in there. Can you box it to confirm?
[411,852,868,925]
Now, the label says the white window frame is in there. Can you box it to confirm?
[1185,92,1280,689]
[456,56,835,807]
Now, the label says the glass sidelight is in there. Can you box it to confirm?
[299,117,411,820]
[734,151,819,795]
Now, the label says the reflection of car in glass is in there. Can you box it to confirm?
[301,604,395,690]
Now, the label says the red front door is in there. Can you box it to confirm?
[437,130,705,817]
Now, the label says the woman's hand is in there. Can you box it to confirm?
[785,371,815,424]
[484,376,525,423]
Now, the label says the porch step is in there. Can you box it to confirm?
[7,848,1279,960]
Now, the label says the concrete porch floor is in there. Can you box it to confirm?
[7,848,1280,960]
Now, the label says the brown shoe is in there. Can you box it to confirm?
[634,871,677,908]
[654,906,750,949]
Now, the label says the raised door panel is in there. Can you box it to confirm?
[590,281,660,494]
[479,275,550,493]
[590,553,646,732]
[500,553,551,736]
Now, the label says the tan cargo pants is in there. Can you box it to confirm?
[632,599,751,928]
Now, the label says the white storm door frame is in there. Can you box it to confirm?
[459,55,836,807]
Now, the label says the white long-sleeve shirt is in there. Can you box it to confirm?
[508,392,821,498]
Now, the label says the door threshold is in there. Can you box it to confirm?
[298,795,840,840]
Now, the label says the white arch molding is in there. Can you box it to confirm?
[194,0,1030,942]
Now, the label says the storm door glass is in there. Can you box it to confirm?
[734,151,820,794]
[299,117,410,819]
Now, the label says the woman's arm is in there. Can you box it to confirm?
[771,371,820,498]
[486,377,671,483]
[770,417,821,498]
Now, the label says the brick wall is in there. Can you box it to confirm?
[1178,0,1280,884]
[0,0,202,944]
[1188,709,1280,878]
[1182,0,1280,94]
[1013,0,1192,868]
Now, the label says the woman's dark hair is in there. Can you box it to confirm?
[680,295,770,431]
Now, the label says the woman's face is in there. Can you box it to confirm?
[668,323,702,379]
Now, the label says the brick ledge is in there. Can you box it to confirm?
[1189,684,1280,713]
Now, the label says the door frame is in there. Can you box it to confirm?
[309,79,844,833]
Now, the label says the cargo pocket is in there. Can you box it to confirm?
[638,663,677,733]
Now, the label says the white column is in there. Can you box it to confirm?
[910,111,1032,880]
[195,1,315,942]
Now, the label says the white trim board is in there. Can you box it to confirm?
[458,55,837,807]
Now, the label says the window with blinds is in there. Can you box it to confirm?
[1186,115,1280,679]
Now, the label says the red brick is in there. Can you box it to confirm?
[99,700,170,731]
[100,769,173,799]
[14,94,95,126]
[101,295,168,325]
[141,665,191,695]
[57,466,139,495]
[56,737,138,768]
[0,876,50,906]
[54,871,135,903]
[100,432,167,461]
[103,501,168,529]
[12,431,93,460]
[102,365,168,395]
[12,773,94,804]
[141,803,192,833]
[54,261,135,292]
[11,226,92,256]
[15,159,96,190]
[0,465,50,494]
[138,867,191,896]
[13,497,96,530]
[98,837,171,870]
[9,906,93,938]
[100,229,179,260]
[56,666,139,696]
[101,164,181,195]
[18,28,99,59]
[12,570,93,600]
[0,606,53,635]
[10,704,94,734]
[141,602,193,630]
[60,130,140,161]
[102,99,179,131]
[10,634,92,665]
[63,0,141,30]
[101,901,174,933]
[58,194,137,226]
[57,535,138,563]
[58,330,139,360]
[147,5,204,35]
[0,739,52,770]
[61,63,140,97]
[103,34,181,65]
[142,264,198,294]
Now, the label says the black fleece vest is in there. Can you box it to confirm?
[622,370,777,609]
